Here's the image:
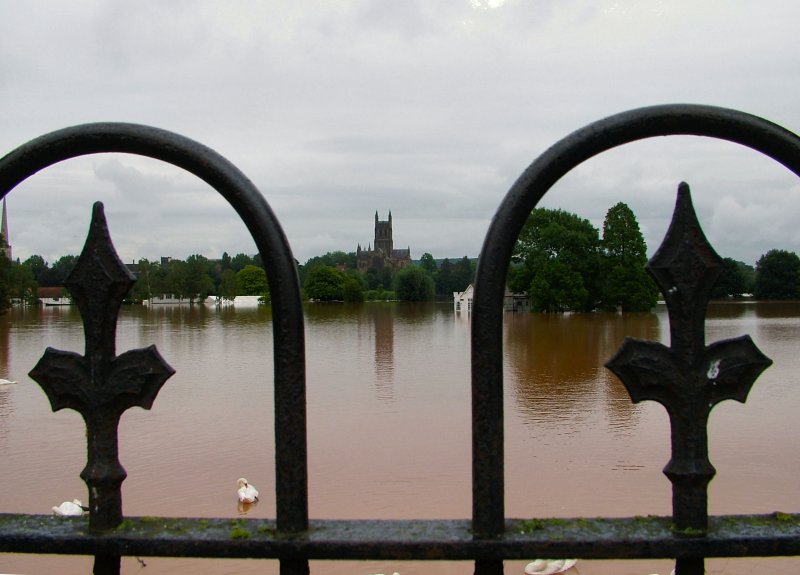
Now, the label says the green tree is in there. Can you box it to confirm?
[754,249,800,299]
[435,258,456,295]
[600,202,658,311]
[218,268,239,301]
[237,264,268,296]
[231,253,257,273]
[220,251,232,271]
[8,261,37,305]
[711,258,751,299]
[530,259,588,312]
[452,256,475,292]
[419,252,438,275]
[23,255,48,284]
[39,254,78,287]
[511,208,602,311]
[130,258,156,302]
[165,259,189,299]
[394,265,435,301]
[303,265,346,301]
[0,248,10,312]
[342,275,365,302]
[184,254,215,302]
[301,252,355,284]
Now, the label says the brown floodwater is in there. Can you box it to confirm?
[0,301,797,575]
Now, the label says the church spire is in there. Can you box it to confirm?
[1,197,11,261]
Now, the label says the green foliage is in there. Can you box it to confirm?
[342,275,365,302]
[237,265,268,296]
[434,257,474,296]
[0,252,10,313]
[7,260,37,305]
[364,288,396,301]
[600,202,658,311]
[754,249,800,299]
[363,267,394,291]
[39,255,78,287]
[711,258,752,299]
[303,265,346,301]
[530,259,588,312]
[600,264,657,311]
[179,255,215,302]
[23,254,47,282]
[602,202,647,261]
[230,253,257,272]
[393,265,435,301]
[300,251,356,284]
[220,252,232,271]
[512,208,601,311]
[130,258,156,302]
[419,252,437,275]
[218,268,239,301]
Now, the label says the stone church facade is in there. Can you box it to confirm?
[356,211,411,273]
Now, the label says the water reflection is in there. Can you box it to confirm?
[0,314,14,444]
[705,301,754,320]
[753,300,800,319]
[0,302,797,575]
[364,304,395,400]
[504,311,661,431]
[237,500,257,515]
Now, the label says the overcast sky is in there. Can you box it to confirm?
[1,1,799,268]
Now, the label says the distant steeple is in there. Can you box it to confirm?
[1,198,11,261]
[374,211,393,254]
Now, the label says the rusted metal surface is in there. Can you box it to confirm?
[0,106,799,574]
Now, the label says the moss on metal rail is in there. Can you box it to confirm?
[1,513,799,561]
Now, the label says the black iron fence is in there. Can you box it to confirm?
[1,104,799,575]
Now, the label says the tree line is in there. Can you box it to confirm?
[0,251,271,310]
[298,251,475,303]
[0,203,797,313]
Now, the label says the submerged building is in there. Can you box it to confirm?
[356,211,411,273]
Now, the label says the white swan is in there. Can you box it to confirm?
[52,499,88,516]
[0,378,17,385]
[237,478,259,503]
[524,559,577,574]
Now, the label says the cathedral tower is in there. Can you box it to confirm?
[374,210,393,254]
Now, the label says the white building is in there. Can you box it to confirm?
[453,284,474,313]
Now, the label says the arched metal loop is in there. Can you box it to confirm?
[0,123,308,534]
[471,104,800,539]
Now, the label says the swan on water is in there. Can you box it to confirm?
[524,559,577,574]
[237,478,259,503]
[52,499,88,516]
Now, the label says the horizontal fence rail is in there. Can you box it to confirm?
[1,105,799,575]
[2,516,800,560]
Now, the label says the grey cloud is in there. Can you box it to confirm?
[2,1,800,267]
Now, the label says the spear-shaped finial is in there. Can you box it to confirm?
[29,202,175,530]
[607,183,771,532]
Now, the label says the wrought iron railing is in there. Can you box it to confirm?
[1,105,799,575]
